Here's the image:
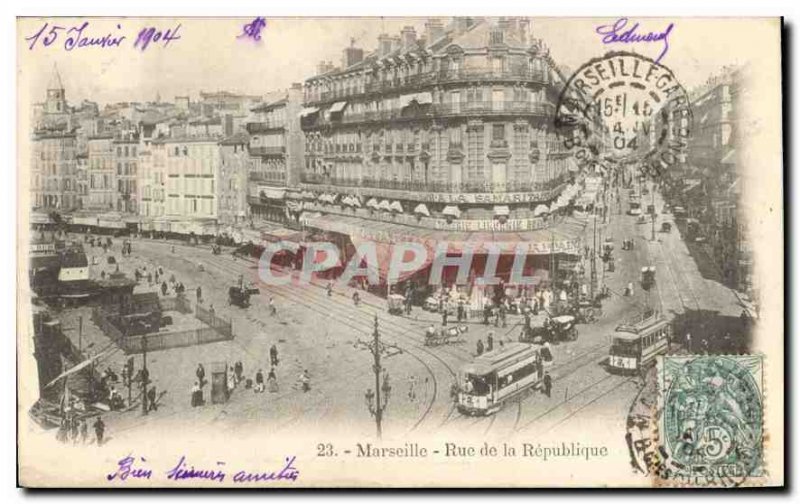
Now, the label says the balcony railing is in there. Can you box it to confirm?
[299,173,567,194]
[306,67,548,105]
[249,146,286,156]
[305,101,554,129]
[246,122,285,134]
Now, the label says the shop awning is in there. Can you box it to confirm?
[301,190,316,200]
[442,205,461,218]
[350,196,362,208]
[330,101,348,113]
[299,213,587,258]
[414,203,430,217]
[377,199,392,211]
[413,92,433,105]
[366,198,379,209]
[285,191,303,200]
[389,201,404,213]
[299,107,320,118]
[493,205,510,217]
[533,204,549,216]
[341,195,354,207]
[259,187,286,200]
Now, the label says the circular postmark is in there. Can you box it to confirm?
[554,51,692,182]
[663,356,763,486]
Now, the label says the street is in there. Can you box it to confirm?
[49,180,740,446]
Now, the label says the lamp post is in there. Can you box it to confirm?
[358,315,399,439]
[141,335,149,416]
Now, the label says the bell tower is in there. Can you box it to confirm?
[45,63,67,114]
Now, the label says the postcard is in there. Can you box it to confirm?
[16,16,783,488]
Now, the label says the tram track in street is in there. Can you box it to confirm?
[128,238,638,438]
[194,250,455,433]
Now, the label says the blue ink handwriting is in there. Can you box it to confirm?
[106,454,153,481]
[133,24,182,52]
[595,18,674,64]
[25,21,126,51]
[25,21,181,52]
[238,17,267,42]
[166,455,227,482]
[108,454,300,484]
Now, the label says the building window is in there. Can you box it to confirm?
[492,124,505,142]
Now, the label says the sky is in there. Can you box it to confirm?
[17,17,777,108]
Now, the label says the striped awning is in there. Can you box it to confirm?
[377,200,392,211]
[389,201,404,213]
[366,198,379,209]
[442,205,461,218]
[413,203,430,217]
[330,101,347,113]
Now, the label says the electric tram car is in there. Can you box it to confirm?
[608,312,672,374]
[456,343,546,416]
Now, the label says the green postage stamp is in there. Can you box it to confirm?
[659,355,764,486]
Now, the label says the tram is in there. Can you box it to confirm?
[608,311,672,374]
[456,343,545,416]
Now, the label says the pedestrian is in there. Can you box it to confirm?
[147,385,158,412]
[79,419,88,444]
[299,369,311,393]
[408,375,417,402]
[147,272,153,285]
[196,363,206,388]
[155,271,159,284]
[493,305,500,327]
[326,282,333,297]
[161,281,168,296]
[441,308,448,327]
[234,361,244,384]
[543,372,552,398]
[196,286,203,303]
[268,368,278,393]
[93,416,106,446]
[100,270,106,279]
[269,297,276,316]
[270,345,279,367]
[500,302,507,328]
[209,304,216,318]
[476,338,485,356]
[487,333,494,352]
[191,381,203,407]
[255,369,265,393]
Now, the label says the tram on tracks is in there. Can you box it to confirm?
[608,311,672,374]
[456,342,546,416]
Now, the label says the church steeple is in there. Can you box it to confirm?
[45,63,66,114]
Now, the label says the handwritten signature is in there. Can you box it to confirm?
[107,454,300,484]
[595,18,674,64]
[25,21,181,52]
[238,17,267,42]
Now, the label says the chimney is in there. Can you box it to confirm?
[378,33,392,57]
[519,18,530,45]
[317,60,329,75]
[343,38,364,68]
[401,26,417,50]
[391,35,401,53]
[425,19,445,44]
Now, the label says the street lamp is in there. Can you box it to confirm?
[357,315,399,439]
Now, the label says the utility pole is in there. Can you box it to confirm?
[77,316,83,354]
[358,315,399,439]
[590,213,597,301]
[141,336,149,416]
[651,180,656,241]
